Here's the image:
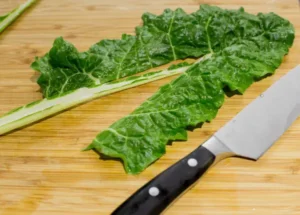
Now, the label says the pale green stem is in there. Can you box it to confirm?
[0,0,37,34]
[0,66,188,135]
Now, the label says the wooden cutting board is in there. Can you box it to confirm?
[1,0,300,214]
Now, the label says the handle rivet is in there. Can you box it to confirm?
[149,187,160,197]
[188,158,198,167]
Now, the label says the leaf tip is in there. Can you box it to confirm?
[82,143,94,151]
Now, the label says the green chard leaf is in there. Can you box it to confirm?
[0,2,294,164]
[85,5,295,174]
[0,0,37,34]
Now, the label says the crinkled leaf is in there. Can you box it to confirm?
[85,5,295,174]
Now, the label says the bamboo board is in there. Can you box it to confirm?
[0,0,300,214]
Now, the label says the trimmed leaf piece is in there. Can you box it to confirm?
[86,5,295,174]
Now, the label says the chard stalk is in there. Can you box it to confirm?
[0,65,190,135]
[0,0,37,34]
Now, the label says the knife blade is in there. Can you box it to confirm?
[112,65,300,215]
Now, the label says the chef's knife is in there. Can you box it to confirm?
[112,65,300,215]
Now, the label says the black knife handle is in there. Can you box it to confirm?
[111,145,216,215]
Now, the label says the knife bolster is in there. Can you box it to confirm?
[202,135,234,164]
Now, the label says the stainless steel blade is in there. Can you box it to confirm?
[213,65,300,160]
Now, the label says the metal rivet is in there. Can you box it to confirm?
[188,158,198,167]
[149,187,160,197]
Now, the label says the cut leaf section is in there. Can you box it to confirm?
[86,6,295,174]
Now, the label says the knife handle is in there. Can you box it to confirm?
[111,145,216,215]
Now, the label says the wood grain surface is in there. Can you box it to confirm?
[1,0,300,214]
